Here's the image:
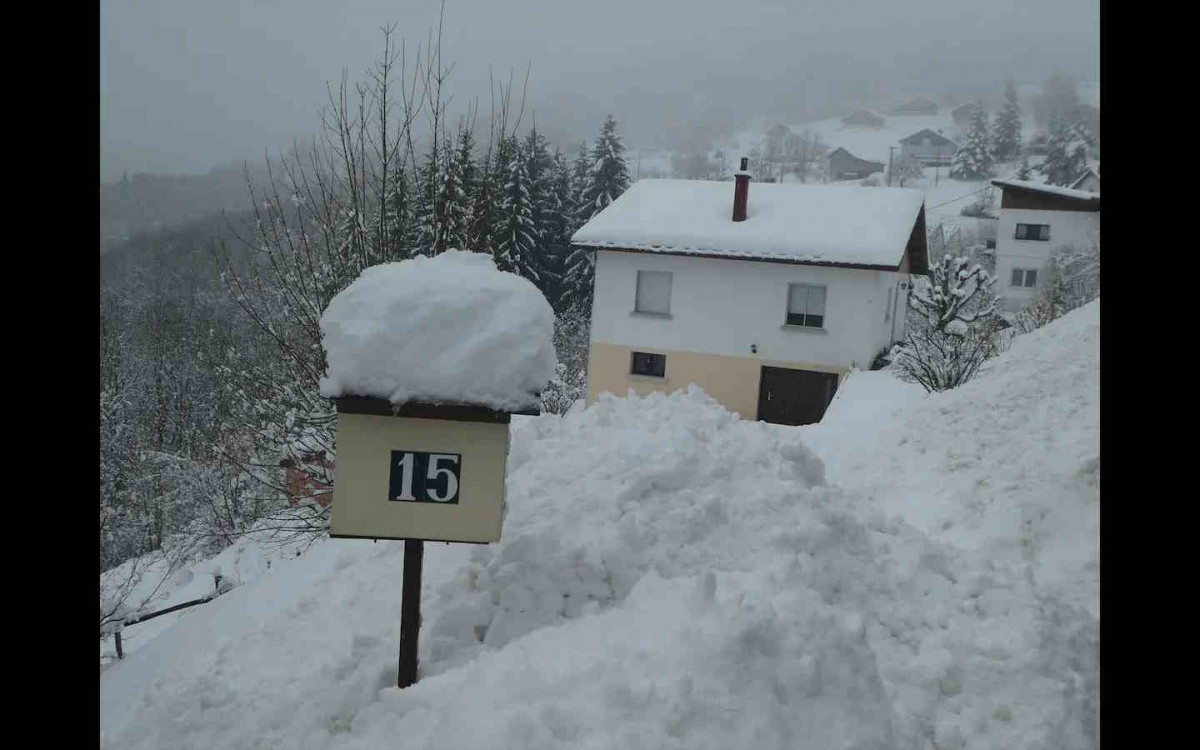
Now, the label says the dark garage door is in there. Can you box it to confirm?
[756,366,839,426]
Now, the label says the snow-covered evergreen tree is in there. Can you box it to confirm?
[1039,112,1076,186]
[949,103,994,180]
[542,149,576,311]
[438,125,477,252]
[413,138,443,254]
[563,116,631,312]
[381,157,414,258]
[577,115,631,224]
[1015,156,1033,181]
[497,135,539,280]
[992,80,1023,163]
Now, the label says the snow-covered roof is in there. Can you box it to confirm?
[990,179,1100,202]
[571,179,925,269]
[319,250,557,410]
[1069,169,1101,191]
[899,129,958,147]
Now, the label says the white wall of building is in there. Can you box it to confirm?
[591,249,910,371]
[994,207,1100,309]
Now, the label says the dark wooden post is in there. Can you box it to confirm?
[397,539,424,688]
[114,630,124,660]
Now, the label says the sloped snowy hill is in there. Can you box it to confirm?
[100,303,1100,750]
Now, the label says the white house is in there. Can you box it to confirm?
[990,179,1101,311]
[570,168,928,426]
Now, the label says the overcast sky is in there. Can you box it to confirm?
[100,0,1099,182]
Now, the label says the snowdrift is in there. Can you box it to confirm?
[101,304,1099,750]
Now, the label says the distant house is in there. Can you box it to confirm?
[840,109,886,128]
[828,147,885,181]
[280,451,333,508]
[891,96,939,116]
[899,129,958,166]
[990,179,1100,311]
[765,123,794,151]
[1069,168,1100,194]
[950,102,981,130]
[570,169,928,426]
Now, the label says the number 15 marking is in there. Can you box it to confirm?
[390,451,461,504]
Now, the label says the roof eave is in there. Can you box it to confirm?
[572,243,904,272]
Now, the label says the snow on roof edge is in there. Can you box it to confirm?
[991,179,1100,201]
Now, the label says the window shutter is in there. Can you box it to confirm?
[1026,269,1038,287]
[1011,268,1023,286]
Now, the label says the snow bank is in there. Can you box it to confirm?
[102,361,1099,749]
[803,301,1100,618]
[319,250,556,410]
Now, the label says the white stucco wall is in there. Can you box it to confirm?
[590,249,910,371]
[994,207,1100,309]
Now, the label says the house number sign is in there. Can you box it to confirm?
[389,450,461,504]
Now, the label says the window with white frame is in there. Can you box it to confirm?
[1010,268,1038,288]
[634,270,672,315]
[1014,223,1051,241]
[786,283,826,328]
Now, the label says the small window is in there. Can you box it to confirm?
[1011,268,1038,288]
[634,270,672,315]
[1015,223,1050,241]
[786,283,826,328]
[630,351,666,378]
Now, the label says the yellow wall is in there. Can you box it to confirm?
[586,341,847,421]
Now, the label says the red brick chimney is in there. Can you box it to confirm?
[733,157,750,222]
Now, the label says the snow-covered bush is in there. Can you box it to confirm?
[897,254,1001,392]
[1013,235,1100,335]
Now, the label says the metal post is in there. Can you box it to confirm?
[397,539,424,688]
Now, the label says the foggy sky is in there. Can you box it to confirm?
[100,0,1099,182]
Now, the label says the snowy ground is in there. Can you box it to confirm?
[100,302,1099,750]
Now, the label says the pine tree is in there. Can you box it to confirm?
[438,125,477,252]
[541,149,576,311]
[1039,112,1076,186]
[413,137,443,255]
[992,80,1023,163]
[564,116,631,312]
[523,126,556,293]
[497,135,539,281]
[577,115,631,224]
[570,141,591,222]
[1015,156,1033,181]
[381,156,414,259]
[949,103,994,180]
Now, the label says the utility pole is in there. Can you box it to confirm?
[887,146,896,187]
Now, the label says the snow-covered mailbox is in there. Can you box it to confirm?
[322,250,556,542]
[319,250,556,686]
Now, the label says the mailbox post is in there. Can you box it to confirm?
[329,397,538,688]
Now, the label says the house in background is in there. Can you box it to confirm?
[570,163,928,426]
[828,147,885,181]
[1070,167,1100,193]
[899,129,958,166]
[891,96,940,115]
[950,102,983,132]
[280,451,333,508]
[765,123,794,152]
[840,109,886,128]
[990,179,1100,311]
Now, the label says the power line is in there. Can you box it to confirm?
[927,184,993,211]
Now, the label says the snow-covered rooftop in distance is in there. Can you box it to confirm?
[990,179,1100,201]
[571,179,925,269]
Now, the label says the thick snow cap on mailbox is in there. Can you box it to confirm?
[319,250,557,411]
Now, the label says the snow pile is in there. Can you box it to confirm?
[101,307,1099,750]
[319,250,556,410]
[571,179,925,268]
[803,300,1100,617]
